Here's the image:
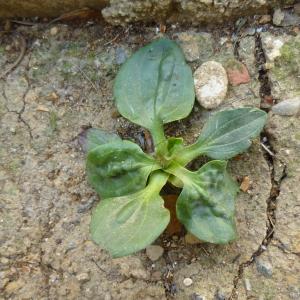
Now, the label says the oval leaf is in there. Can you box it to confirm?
[166,161,239,244]
[175,108,267,164]
[87,140,161,199]
[114,38,195,131]
[90,172,170,257]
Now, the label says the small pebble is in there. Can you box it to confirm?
[50,27,58,36]
[272,98,300,116]
[262,37,284,63]
[240,176,250,192]
[36,105,50,112]
[191,292,204,300]
[259,15,272,24]
[194,61,228,109]
[215,290,226,300]
[146,245,164,261]
[115,47,127,65]
[273,9,285,26]
[9,127,16,134]
[183,277,193,287]
[76,273,90,283]
[244,278,252,291]
[77,196,97,213]
[255,258,273,278]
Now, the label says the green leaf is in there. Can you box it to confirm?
[90,171,170,257]
[114,38,194,141]
[174,108,267,165]
[87,140,161,199]
[79,128,121,153]
[166,161,239,244]
[166,137,184,157]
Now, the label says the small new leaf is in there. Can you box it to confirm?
[166,161,239,243]
[90,172,170,257]
[87,140,161,199]
[166,137,184,157]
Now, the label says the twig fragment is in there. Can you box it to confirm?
[260,142,275,156]
[0,33,26,79]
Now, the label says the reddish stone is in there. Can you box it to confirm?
[264,95,274,105]
[226,60,251,86]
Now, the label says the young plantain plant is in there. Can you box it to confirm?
[84,39,267,257]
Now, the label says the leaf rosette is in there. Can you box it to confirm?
[83,38,268,257]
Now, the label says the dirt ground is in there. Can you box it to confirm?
[0,18,299,300]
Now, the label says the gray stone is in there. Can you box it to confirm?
[115,47,127,65]
[146,245,164,261]
[272,98,300,116]
[194,61,228,109]
[280,11,300,26]
[273,8,285,26]
[255,258,273,278]
[191,293,205,300]
[77,196,98,213]
[214,290,226,300]
[176,32,214,63]
[272,8,300,27]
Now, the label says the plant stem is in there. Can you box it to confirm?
[150,120,168,158]
[147,171,169,194]
[174,142,204,166]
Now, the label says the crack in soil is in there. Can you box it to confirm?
[229,140,286,299]
[1,76,33,139]
[162,256,177,298]
[229,32,287,299]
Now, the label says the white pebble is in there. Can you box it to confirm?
[183,277,193,286]
[194,61,228,109]
[50,27,58,36]
[76,273,90,283]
